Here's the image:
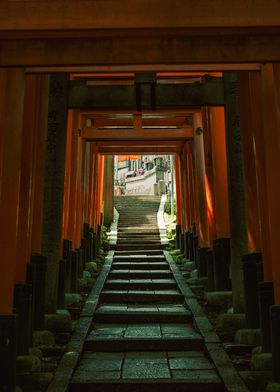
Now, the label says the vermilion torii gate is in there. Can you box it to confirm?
[1,2,280,388]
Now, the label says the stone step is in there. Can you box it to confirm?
[116,244,162,251]
[118,227,158,231]
[71,351,223,392]
[117,229,160,234]
[104,279,177,290]
[114,255,168,265]
[111,262,168,270]
[85,323,204,351]
[117,237,161,242]
[93,304,193,323]
[117,235,160,239]
[109,270,173,279]
[117,231,160,234]
[100,290,185,304]
[117,241,161,246]
[114,249,163,256]
[117,238,161,242]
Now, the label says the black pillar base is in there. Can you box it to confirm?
[206,249,215,291]
[92,232,98,259]
[183,232,189,259]
[258,281,274,352]
[0,314,17,392]
[57,259,66,309]
[271,305,280,382]
[175,224,181,250]
[180,233,185,255]
[188,232,194,261]
[213,238,231,291]
[30,254,47,330]
[71,251,78,293]
[197,247,209,277]
[193,234,199,266]
[97,224,102,250]
[26,263,36,346]
[242,252,263,328]
[63,239,72,292]
[13,284,32,354]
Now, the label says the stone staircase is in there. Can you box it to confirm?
[70,195,225,391]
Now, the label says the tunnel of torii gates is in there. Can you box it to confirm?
[1,0,280,360]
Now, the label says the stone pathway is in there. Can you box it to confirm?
[68,196,247,392]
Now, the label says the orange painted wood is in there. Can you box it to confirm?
[185,141,196,230]
[89,143,98,228]
[201,107,216,243]
[239,73,262,252]
[73,114,85,248]
[249,71,273,281]
[16,75,39,282]
[174,155,182,226]
[81,125,193,141]
[0,68,25,312]
[193,112,210,247]
[209,106,230,239]
[61,110,73,242]
[260,64,280,300]
[97,155,105,225]
[1,1,279,32]
[180,150,190,231]
[83,141,90,225]
[67,110,80,247]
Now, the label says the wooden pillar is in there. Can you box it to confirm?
[103,155,115,227]
[97,155,104,225]
[238,72,262,252]
[41,74,69,312]
[0,68,25,312]
[174,154,183,228]
[67,110,80,248]
[88,142,98,230]
[181,149,190,232]
[75,138,86,247]
[61,110,73,241]
[83,141,91,226]
[201,108,216,243]
[209,107,230,239]
[193,112,210,247]
[224,72,248,312]
[186,141,196,230]
[260,64,280,303]
[16,75,49,282]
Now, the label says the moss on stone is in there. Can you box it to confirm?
[251,353,273,371]
[216,313,246,334]
[234,329,261,347]
[45,312,72,333]
[16,355,41,374]
[266,382,280,392]
[206,291,232,309]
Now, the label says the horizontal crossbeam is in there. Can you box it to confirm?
[81,126,193,141]
[1,35,280,67]
[69,77,224,109]
[96,140,184,154]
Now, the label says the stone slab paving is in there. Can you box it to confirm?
[67,196,248,392]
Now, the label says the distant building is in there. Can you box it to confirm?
[115,155,172,195]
